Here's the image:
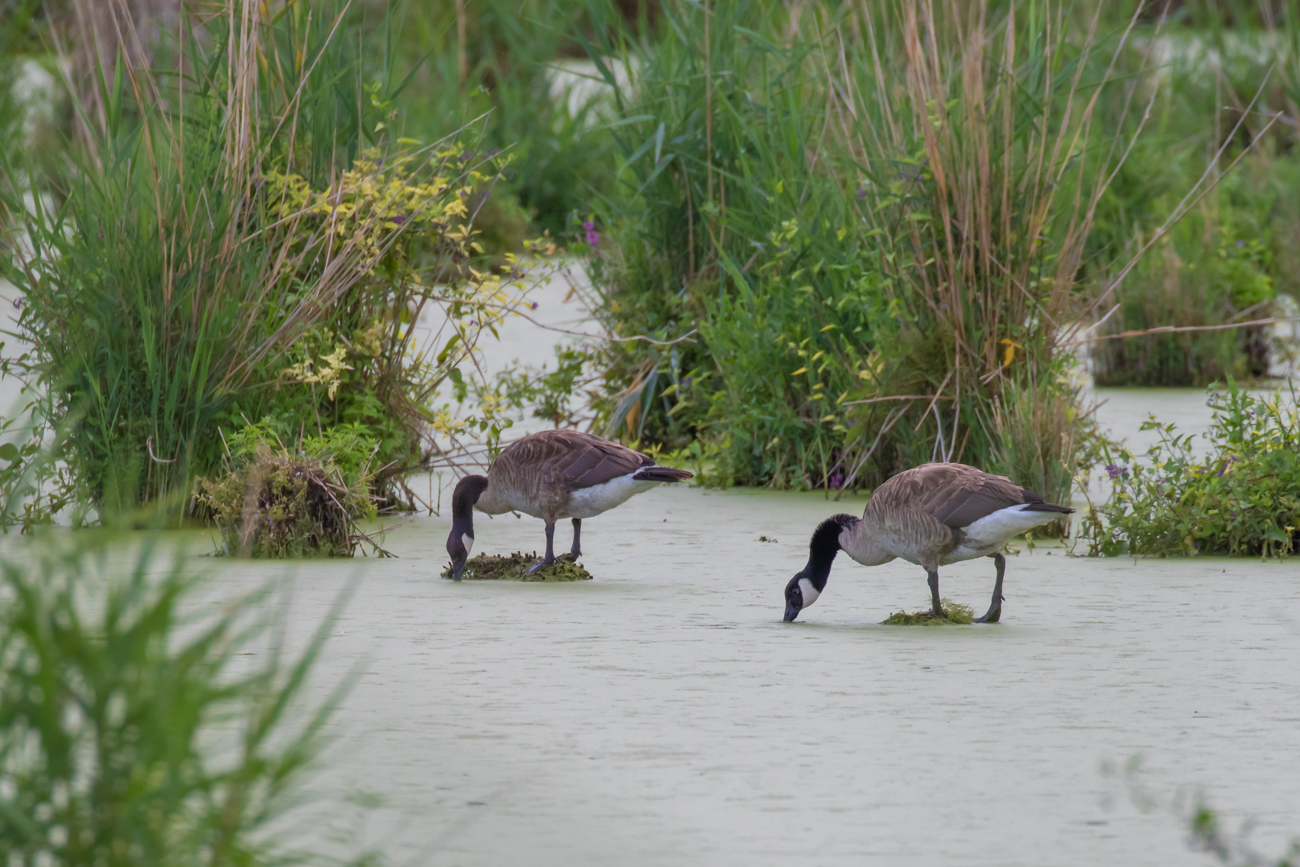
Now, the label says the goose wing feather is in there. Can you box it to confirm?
[871,463,1039,529]
[498,429,652,492]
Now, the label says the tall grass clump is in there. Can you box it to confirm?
[589,1,1152,502]
[0,1,529,526]
[0,531,349,864]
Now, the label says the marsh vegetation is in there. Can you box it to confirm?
[1,1,1299,864]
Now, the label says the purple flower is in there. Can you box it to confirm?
[530,301,539,310]
[97,232,103,239]
[683,376,694,388]
[460,152,474,163]
[584,220,599,247]
[12,297,23,309]
[828,473,845,489]
[487,149,499,158]
[392,214,406,225]
[1235,240,1244,247]
[1105,464,1129,480]
[856,188,867,200]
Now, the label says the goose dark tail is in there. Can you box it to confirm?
[1022,501,1075,514]
[633,466,694,483]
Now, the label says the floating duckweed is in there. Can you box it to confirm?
[440,552,593,582]
[881,599,975,626]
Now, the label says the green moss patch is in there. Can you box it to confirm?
[440,552,593,582]
[881,599,975,626]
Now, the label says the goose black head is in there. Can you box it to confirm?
[447,475,489,581]
[784,514,855,622]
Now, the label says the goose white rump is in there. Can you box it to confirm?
[565,473,660,519]
[943,504,1063,564]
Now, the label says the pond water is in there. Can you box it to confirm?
[197,473,1299,867]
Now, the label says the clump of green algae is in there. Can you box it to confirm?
[440,551,593,582]
[881,599,975,626]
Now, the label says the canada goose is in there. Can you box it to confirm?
[446,429,693,580]
[783,463,1074,623]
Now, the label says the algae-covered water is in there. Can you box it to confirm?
[196,483,1300,867]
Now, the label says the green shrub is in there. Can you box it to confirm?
[0,532,348,865]
[1076,379,1300,558]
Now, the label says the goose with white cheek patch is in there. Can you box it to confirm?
[446,429,693,580]
[783,462,1074,623]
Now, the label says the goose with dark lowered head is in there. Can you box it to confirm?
[446,429,693,580]
[783,462,1074,623]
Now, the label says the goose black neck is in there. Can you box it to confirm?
[451,475,489,528]
[803,513,854,591]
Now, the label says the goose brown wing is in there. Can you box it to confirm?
[500,429,651,492]
[875,463,1035,529]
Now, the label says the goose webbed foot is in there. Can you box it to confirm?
[974,552,1007,624]
[526,554,557,574]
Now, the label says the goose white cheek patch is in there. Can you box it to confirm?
[798,578,820,607]
[462,534,474,555]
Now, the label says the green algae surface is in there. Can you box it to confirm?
[881,599,975,626]
[441,551,593,582]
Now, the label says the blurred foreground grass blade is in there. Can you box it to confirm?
[0,530,361,864]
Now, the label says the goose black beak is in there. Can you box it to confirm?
[450,559,466,582]
[784,601,801,623]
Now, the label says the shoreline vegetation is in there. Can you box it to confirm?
[0,0,1295,557]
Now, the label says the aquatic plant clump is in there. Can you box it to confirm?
[196,424,387,558]
[440,552,593,582]
[881,600,975,626]
[1077,380,1300,558]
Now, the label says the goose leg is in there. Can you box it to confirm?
[527,522,558,573]
[569,518,582,559]
[925,570,946,618]
[975,552,1006,624]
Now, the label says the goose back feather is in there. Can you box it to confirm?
[843,463,1072,569]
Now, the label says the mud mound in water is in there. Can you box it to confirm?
[881,600,975,625]
[441,552,593,582]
